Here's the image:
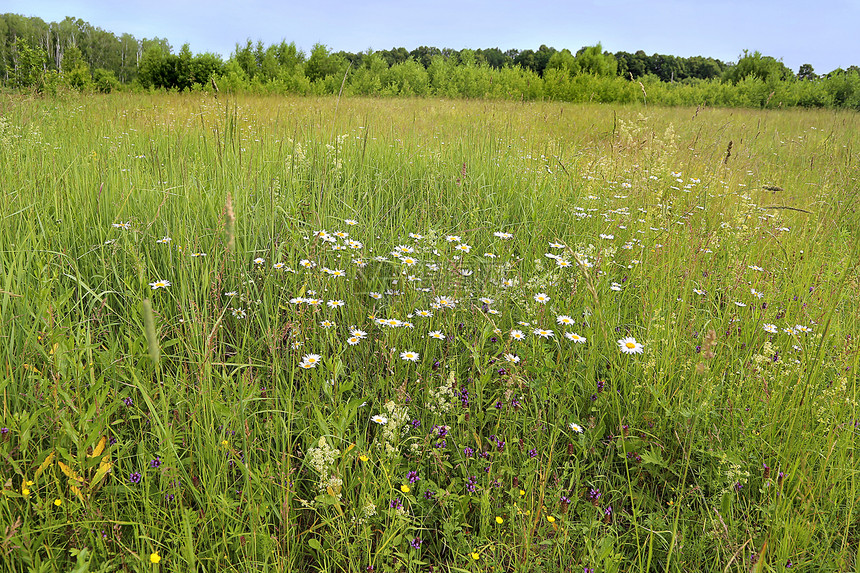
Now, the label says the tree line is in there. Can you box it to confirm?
[2,12,859,109]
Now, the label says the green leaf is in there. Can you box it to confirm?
[639,447,667,469]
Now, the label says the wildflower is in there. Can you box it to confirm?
[569,422,584,433]
[549,241,564,249]
[748,265,764,272]
[504,353,520,363]
[149,280,171,290]
[345,219,358,226]
[734,301,747,307]
[693,288,706,295]
[320,320,336,329]
[327,300,345,308]
[54,498,62,506]
[496,516,504,524]
[359,453,369,462]
[129,472,142,484]
[428,331,445,340]
[618,337,644,354]
[149,553,161,564]
[455,243,471,253]
[534,293,550,304]
[415,309,433,317]
[369,292,383,300]
[471,552,480,560]
[763,323,778,334]
[565,332,586,343]
[410,537,422,549]
[231,308,246,319]
[510,329,525,341]
[556,315,574,326]
[533,328,554,339]
[546,515,556,523]
[156,236,171,244]
[556,258,571,267]
[299,354,322,369]
[347,336,361,345]
[253,257,265,265]
[610,282,622,291]
[371,415,388,425]
[434,295,456,308]
[400,351,419,362]
[494,231,513,239]
[190,252,206,258]
[445,235,461,243]
[351,329,367,339]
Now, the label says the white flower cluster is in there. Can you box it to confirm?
[375,400,409,457]
[306,436,340,480]
[427,371,459,414]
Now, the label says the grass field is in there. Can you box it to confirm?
[0,93,858,572]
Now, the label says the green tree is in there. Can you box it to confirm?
[724,50,794,84]
[573,43,617,77]
[797,63,817,81]
[61,44,91,89]
[9,36,47,88]
[92,68,119,92]
[304,43,347,83]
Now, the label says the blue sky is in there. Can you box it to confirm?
[6,0,859,74]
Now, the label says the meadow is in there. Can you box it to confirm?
[0,92,858,572]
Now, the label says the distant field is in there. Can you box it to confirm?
[0,93,858,572]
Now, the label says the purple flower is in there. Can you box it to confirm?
[149,457,161,469]
[463,446,474,457]
[122,397,133,407]
[129,472,142,484]
[466,476,478,494]
[423,490,436,500]
[411,419,421,428]
[390,498,402,509]
[528,448,537,458]
[410,537,422,549]
[407,471,420,484]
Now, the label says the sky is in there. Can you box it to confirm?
[5,0,859,74]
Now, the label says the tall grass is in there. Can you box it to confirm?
[0,92,858,572]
